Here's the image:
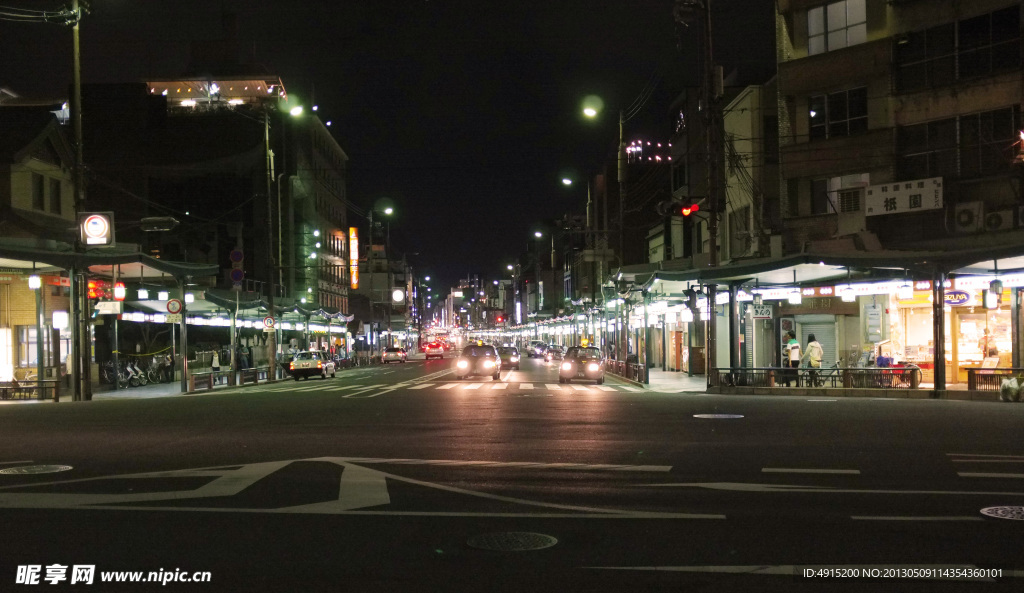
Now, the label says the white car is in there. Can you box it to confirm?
[382,347,407,364]
[289,351,336,380]
[424,342,445,360]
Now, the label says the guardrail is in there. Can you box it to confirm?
[0,380,60,401]
[711,366,922,390]
[239,366,270,385]
[966,368,1024,391]
[608,360,647,384]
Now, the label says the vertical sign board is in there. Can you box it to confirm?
[79,212,115,246]
[348,227,359,289]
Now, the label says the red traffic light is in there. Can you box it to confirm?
[679,204,700,216]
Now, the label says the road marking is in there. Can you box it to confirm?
[408,384,431,390]
[958,472,1024,479]
[762,468,860,475]
[851,516,984,521]
[948,453,1024,459]
[438,383,458,390]
[546,384,561,390]
[464,383,483,390]
[645,482,1024,495]
[596,386,616,392]
[0,461,33,465]
[952,459,1024,463]
[571,385,589,391]
[623,386,644,392]
[807,399,837,402]
[490,383,507,390]
[323,458,672,471]
[520,383,534,390]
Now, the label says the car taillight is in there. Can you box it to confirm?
[290,362,295,370]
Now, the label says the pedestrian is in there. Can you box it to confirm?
[979,328,998,357]
[801,333,824,386]
[784,331,801,387]
[211,350,220,384]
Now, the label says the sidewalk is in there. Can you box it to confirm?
[645,368,708,392]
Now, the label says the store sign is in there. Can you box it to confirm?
[750,305,773,319]
[95,301,122,315]
[348,227,359,289]
[943,290,971,306]
[864,177,943,217]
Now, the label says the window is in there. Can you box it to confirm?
[49,179,61,214]
[811,174,869,215]
[808,87,867,140]
[895,7,1020,93]
[808,0,867,56]
[897,107,1019,180]
[32,174,44,210]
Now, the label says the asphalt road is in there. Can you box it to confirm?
[1,353,1022,592]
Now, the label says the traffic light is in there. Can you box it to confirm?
[677,203,700,216]
[657,199,702,217]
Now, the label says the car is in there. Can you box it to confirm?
[454,344,502,380]
[527,341,547,358]
[544,345,564,362]
[497,346,521,370]
[382,347,407,364]
[424,342,445,360]
[289,350,336,380]
[559,346,605,384]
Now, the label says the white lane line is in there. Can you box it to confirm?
[571,385,590,391]
[851,516,984,522]
[761,468,861,475]
[520,383,534,390]
[437,383,459,390]
[948,453,1024,459]
[463,383,483,390]
[490,383,507,390]
[807,399,837,402]
[318,457,673,471]
[951,459,1024,463]
[596,386,617,392]
[408,384,431,390]
[958,472,1024,479]
[546,384,561,390]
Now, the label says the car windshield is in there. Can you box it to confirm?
[385,348,402,353]
[574,347,601,358]
[462,346,495,357]
[294,352,317,360]
[497,347,519,355]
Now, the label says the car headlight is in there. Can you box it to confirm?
[561,362,572,371]
[483,359,495,368]
[457,360,469,369]
[587,363,599,372]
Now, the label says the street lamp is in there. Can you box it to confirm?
[28,273,43,397]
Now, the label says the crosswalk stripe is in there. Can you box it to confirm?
[491,383,507,390]
[438,383,458,390]
[520,383,534,390]
[571,385,589,391]
[596,385,617,391]
[623,386,644,392]
[464,383,483,390]
[408,384,431,390]
[546,384,561,390]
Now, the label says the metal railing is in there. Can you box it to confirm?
[0,380,60,401]
[608,360,647,383]
[711,366,922,390]
[966,368,1024,391]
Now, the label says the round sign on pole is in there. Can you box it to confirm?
[229,249,244,263]
[264,316,276,328]
[229,268,245,282]
[167,299,183,314]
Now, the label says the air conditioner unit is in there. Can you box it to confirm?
[985,209,1015,232]
[953,201,984,234]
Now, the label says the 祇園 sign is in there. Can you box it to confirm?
[864,177,943,217]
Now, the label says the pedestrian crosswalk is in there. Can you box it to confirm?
[219,380,676,396]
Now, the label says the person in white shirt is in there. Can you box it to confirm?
[801,334,824,386]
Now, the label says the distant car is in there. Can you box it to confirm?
[559,346,605,384]
[497,346,521,371]
[544,345,564,362]
[424,342,445,360]
[454,344,501,380]
[382,347,407,364]
[289,350,336,380]
[527,342,547,358]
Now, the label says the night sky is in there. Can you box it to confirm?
[1,0,772,295]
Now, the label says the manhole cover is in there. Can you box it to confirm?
[466,532,558,551]
[980,506,1024,521]
[693,414,744,419]
[0,465,72,475]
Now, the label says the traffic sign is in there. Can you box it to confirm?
[167,299,183,314]
[166,314,182,323]
[263,316,276,329]
[229,268,245,282]
[229,249,244,263]
[79,212,114,246]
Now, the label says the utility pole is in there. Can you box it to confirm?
[265,113,277,381]
[70,0,90,400]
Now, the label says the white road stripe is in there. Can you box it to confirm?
[319,457,673,471]
[490,383,507,390]
[948,453,1024,459]
[546,384,561,390]
[520,383,534,390]
[951,459,1024,463]
[596,386,617,392]
[437,383,458,390]
[762,468,860,475]
[958,472,1024,479]
[463,383,483,390]
[851,516,984,522]
[571,385,589,391]
[623,386,644,392]
[807,399,837,402]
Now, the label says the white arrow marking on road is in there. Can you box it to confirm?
[280,463,390,513]
[645,482,1024,496]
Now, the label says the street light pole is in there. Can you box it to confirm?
[264,112,277,381]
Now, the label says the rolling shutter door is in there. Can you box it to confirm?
[800,322,836,367]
